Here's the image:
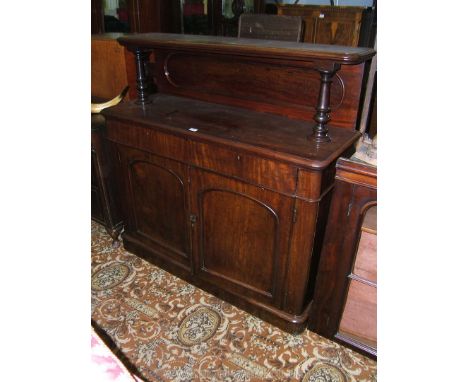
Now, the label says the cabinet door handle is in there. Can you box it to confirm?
[190,214,197,226]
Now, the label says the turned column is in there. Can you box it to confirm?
[309,63,341,143]
[134,48,152,105]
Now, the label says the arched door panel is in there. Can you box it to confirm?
[119,146,191,268]
[191,168,293,306]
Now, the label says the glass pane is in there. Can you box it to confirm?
[354,206,377,283]
[182,0,210,35]
[244,0,254,13]
[223,0,255,19]
[339,280,377,349]
[103,0,129,33]
[223,0,235,19]
[362,205,377,233]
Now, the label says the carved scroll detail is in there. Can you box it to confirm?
[163,53,180,88]
[331,73,345,111]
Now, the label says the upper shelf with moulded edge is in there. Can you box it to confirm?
[117,32,376,65]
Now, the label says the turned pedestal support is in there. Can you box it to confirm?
[309,63,341,143]
[133,48,152,105]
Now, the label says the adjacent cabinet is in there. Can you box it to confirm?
[309,158,377,357]
[91,114,123,245]
[277,4,375,47]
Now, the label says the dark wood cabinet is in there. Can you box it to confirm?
[180,1,266,36]
[91,150,105,221]
[91,115,124,244]
[277,4,374,47]
[310,157,377,358]
[105,110,357,332]
[91,0,182,34]
[91,0,104,34]
[127,0,182,33]
[103,33,375,332]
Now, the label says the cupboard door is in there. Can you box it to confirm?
[118,146,191,268]
[190,168,293,306]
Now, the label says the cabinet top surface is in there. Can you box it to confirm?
[103,94,360,169]
[118,33,375,64]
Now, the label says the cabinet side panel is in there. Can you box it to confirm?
[283,199,318,314]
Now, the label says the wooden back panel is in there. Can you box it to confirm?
[118,33,374,129]
[147,50,365,129]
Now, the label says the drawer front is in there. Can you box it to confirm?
[106,119,298,195]
[106,120,188,162]
[190,141,297,194]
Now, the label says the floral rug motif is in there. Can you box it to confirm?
[91,221,377,382]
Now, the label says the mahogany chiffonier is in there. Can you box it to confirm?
[309,157,377,357]
[102,33,375,333]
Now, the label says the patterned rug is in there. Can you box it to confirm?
[91,221,377,382]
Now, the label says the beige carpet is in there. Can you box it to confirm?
[92,221,377,381]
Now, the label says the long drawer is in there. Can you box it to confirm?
[106,119,298,195]
[106,120,189,162]
[190,141,297,195]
